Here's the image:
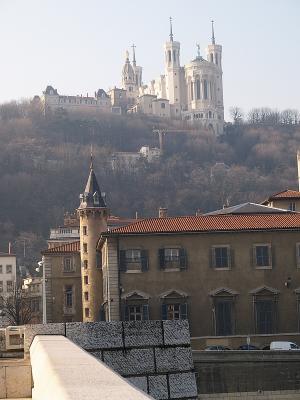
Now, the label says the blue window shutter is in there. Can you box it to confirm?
[119,250,127,272]
[143,304,149,320]
[141,250,149,271]
[159,249,165,269]
[180,303,188,320]
[162,304,167,320]
[179,248,187,269]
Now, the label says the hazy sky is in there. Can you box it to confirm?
[0,0,299,119]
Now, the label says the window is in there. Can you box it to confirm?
[168,50,171,63]
[196,79,201,99]
[211,246,231,269]
[0,265,2,274]
[83,260,88,269]
[65,285,73,308]
[296,243,300,268]
[161,103,165,109]
[7,281,13,292]
[83,243,88,253]
[83,226,87,235]
[124,304,149,321]
[254,244,272,268]
[162,303,187,320]
[255,300,275,334]
[0,281,3,292]
[210,53,213,62]
[93,192,99,205]
[63,258,73,273]
[215,53,219,65]
[84,291,89,301]
[164,248,179,262]
[84,275,89,285]
[119,249,148,272]
[126,249,141,263]
[6,265,12,274]
[215,300,233,335]
[289,202,296,211]
[203,80,208,99]
[159,248,187,269]
[85,308,90,318]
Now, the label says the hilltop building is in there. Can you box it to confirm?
[41,19,224,134]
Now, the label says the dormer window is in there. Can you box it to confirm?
[93,192,100,205]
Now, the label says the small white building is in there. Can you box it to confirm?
[0,253,17,298]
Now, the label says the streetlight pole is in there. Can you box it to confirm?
[37,260,47,324]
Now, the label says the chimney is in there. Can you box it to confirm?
[196,209,201,216]
[297,151,300,191]
[8,242,11,254]
[159,207,168,218]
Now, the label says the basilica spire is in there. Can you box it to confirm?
[169,16,174,42]
[211,20,215,45]
[132,44,136,67]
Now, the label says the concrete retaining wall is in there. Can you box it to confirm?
[0,359,31,399]
[199,389,300,399]
[193,350,300,394]
[25,320,198,400]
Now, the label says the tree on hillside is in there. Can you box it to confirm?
[229,106,244,124]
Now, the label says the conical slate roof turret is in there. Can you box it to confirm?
[79,158,106,209]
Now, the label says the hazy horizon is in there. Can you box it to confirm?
[0,0,299,120]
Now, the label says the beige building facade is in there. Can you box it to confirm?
[99,212,300,337]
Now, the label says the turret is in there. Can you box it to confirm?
[77,156,108,322]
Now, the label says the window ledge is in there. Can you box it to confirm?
[125,270,142,274]
[255,266,272,270]
[163,268,180,272]
[214,267,231,271]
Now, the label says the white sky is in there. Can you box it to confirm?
[0,0,299,119]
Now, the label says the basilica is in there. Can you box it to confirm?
[42,20,224,135]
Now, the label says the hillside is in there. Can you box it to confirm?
[1,101,300,266]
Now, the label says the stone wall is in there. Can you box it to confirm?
[24,320,198,400]
[193,350,300,394]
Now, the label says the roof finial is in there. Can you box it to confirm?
[169,16,174,42]
[211,20,215,45]
[132,43,136,66]
[196,43,201,58]
[90,144,93,170]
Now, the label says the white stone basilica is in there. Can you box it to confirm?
[122,19,224,134]
[42,19,224,135]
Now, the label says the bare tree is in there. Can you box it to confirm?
[229,106,244,124]
[0,284,34,326]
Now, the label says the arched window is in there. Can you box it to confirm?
[203,80,208,100]
[210,53,213,63]
[173,50,176,63]
[196,79,201,100]
[209,111,212,118]
[168,50,171,63]
[216,53,219,65]
[190,81,194,101]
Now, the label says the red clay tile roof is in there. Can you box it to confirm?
[264,189,300,201]
[42,241,80,255]
[105,213,300,235]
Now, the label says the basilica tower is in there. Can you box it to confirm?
[205,21,224,126]
[164,18,182,117]
[77,158,108,322]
